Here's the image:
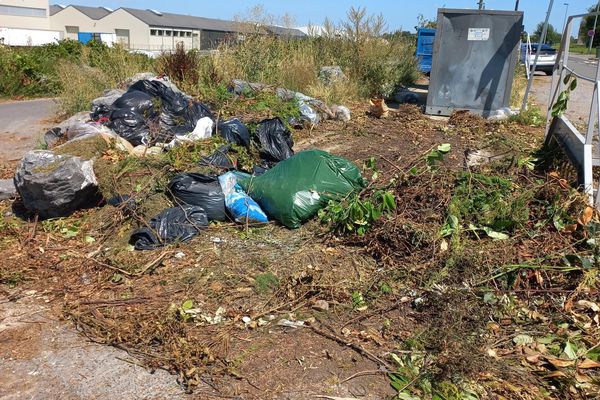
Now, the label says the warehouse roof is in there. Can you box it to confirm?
[50,4,306,36]
[50,4,112,20]
[120,7,238,31]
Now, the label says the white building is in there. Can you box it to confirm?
[0,0,305,50]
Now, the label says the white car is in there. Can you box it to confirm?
[520,43,556,75]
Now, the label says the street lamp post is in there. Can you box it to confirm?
[562,3,569,37]
[589,2,600,53]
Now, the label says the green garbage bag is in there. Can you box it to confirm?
[243,150,365,228]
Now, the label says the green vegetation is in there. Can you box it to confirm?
[531,22,562,45]
[578,1,600,48]
[157,6,418,102]
[0,40,152,112]
[551,74,578,117]
[441,173,532,241]
[1,6,418,117]
[254,272,279,294]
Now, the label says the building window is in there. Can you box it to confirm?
[157,30,164,36]
[0,4,46,18]
[150,29,157,36]
[186,32,192,37]
[165,30,171,36]
[173,31,179,37]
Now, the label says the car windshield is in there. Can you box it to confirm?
[529,44,556,54]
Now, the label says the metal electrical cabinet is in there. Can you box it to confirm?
[426,9,523,117]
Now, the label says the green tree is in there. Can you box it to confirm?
[531,22,561,45]
[578,2,600,47]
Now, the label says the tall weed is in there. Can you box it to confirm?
[162,6,419,102]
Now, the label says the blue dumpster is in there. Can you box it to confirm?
[416,28,436,74]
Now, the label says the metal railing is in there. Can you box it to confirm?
[524,33,532,80]
[545,11,600,207]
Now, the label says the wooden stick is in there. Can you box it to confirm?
[308,324,394,372]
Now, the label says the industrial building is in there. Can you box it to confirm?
[0,0,305,50]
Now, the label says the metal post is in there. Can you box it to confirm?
[478,0,484,10]
[589,2,600,53]
[515,0,520,11]
[521,0,555,112]
[562,3,569,35]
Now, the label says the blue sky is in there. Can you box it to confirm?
[65,1,594,34]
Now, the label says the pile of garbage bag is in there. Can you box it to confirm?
[102,79,213,146]
[129,149,363,249]
[8,72,363,250]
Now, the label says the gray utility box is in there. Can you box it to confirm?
[426,8,523,117]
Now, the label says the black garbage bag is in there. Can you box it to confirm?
[168,173,227,221]
[129,205,208,250]
[108,90,157,146]
[200,145,235,170]
[107,194,137,215]
[129,80,212,134]
[255,117,294,163]
[109,80,213,146]
[217,118,250,147]
[251,164,270,176]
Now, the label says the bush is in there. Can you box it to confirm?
[155,43,200,90]
[0,40,81,97]
[0,40,153,110]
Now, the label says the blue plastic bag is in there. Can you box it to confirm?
[218,172,268,224]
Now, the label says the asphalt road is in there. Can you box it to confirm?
[529,53,597,124]
[0,98,57,164]
[566,53,599,79]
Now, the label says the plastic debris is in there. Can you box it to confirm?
[277,319,305,329]
[166,116,213,148]
[218,172,268,224]
[91,88,126,120]
[242,149,365,228]
[14,150,99,218]
[129,205,208,250]
[318,66,347,86]
[255,117,294,163]
[107,79,213,146]
[216,118,251,147]
[168,173,227,222]
[200,145,235,170]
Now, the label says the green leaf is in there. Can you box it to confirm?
[84,235,96,243]
[587,347,600,361]
[181,299,194,310]
[61,226,79,238]
[537,335,557,345]
[563,74,571,85]
[482,226,509,240]
[570,78,577,91]
[513,334,534,345]
[437,143,451,153]
[563,341,578,360]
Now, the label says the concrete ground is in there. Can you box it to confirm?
[0,98,57,164]
[0,291,188,399]
[0,99,193,399]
